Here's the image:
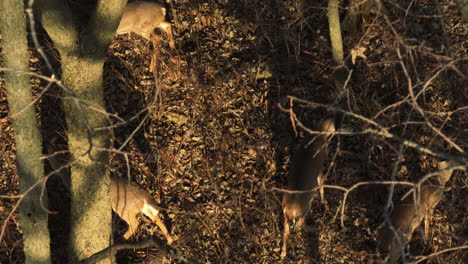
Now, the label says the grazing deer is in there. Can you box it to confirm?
[116,1,175,72]
[112,177,173,244]
[46,141,173,244]
[377,161,455,264]
[281,118,335,258]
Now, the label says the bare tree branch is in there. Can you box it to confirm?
[80,237,200,264]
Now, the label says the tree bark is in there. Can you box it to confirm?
[0,1,51,263]
[328,0,344,66]
[327,0,347,126]
[37,0,127,262]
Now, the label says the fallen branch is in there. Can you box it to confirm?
[80,236,200,264]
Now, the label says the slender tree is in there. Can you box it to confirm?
[0,1,51,263]
[327,0,347,104]
[36,0,127,262]
[328,0,344,66]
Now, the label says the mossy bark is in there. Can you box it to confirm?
[37,0,127,262]
[327,0,348,106]
[328,0,344,65]
[0,1,51,263]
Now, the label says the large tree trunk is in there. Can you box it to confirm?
[37,0,127,262]
[61,57,113,263]
[0,1,51,263]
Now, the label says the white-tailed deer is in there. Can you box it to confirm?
[112,177,173,244]
[281,118,335,258]
[46,142,173,244]
[116,1,175,72]
[377,161,455,264]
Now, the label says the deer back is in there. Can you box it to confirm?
[116,1,167,40]
[282,118,335,220]
[377,161,455,263]
[111,177,156,217]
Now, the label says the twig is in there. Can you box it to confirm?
[286,96,467,164]
[410,244,468,264]
[395,48,464,153]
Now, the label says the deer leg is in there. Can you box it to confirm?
[387,245,402,264]
[149,51,158,73]
[152,214,173,245]
[281,216,290,259]
[423,215,431,242]
[318,174,326,202]
[123,213,140,239]
[149,33,161,73]
[296,216,306,229]
[158,21,175,49]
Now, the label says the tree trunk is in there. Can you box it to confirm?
[327,0,347,127]
[0,1,51,263]
[328,0,347,100]
[62,56,113,263]
[37,0,127,262]
[328,0,344,66]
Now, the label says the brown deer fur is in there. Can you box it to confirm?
[46,142,173,244]
[377,161,454,263]
[116,1,175,72]
[281,118,335,258]
[111,177,173,244]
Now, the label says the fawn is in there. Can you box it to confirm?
[281,118,335,258]
[116,1,175,72]
[46,142,173,244]
[377,161,454,264]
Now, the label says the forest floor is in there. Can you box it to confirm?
[1,0,467,263]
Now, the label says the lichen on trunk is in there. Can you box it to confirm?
[37,0,127,262]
